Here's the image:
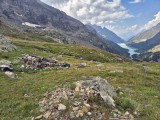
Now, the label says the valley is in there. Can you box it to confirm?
[0,0,160,120]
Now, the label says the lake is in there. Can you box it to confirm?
[118,43,139,57]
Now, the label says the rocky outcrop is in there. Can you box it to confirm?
[0,34,17,52]
[22,55,70,69]
[75,77,117,106]
[34,77,119,120]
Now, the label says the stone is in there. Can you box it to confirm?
[0,60,13,72]
[79,63,87,67]
[76,77,116,106]
[58,104,66,111]
[72,101,81,107]
[75,86,80,92]
[43,111,51,119]
[124,111,130,116]
[87,112,92,116]
[96,64,104,67]
[78,110,84,117]
[22,55,70,69]
[110,70,123,73]
[72,107,79,111]
[5,71,17,79]
[84,103,90,109]
[34,115,43,120]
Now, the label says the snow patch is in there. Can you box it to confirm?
[22,22,41,28]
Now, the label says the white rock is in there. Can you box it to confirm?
[58,104,66,111]
[5,71,17,79]
[87,112,92,116]
[79,63,87,67]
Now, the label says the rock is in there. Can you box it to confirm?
[0,34,17,52]
[24,94,30,98]
[79,63,87,67]
[5,71,17,79]
[110,70,124,73]
[78,110,84,117]
[34,115,43,120]
[84,103,90,109]
[124,111,130,116]
[22,55,70,69]
[75,86,80,92]
[58,104,66,111]
[87,112,92,116]
[76,77,117,106]
[72,107,79,111]
[72,101,81,107]
[43,111,51,119]
[96,64,104,67]
[0,60,13,72]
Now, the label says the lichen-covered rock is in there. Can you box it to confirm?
[76,77,117,106]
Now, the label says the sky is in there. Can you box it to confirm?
[41,0,160,40]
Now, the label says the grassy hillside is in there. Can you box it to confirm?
[0,38,160,120]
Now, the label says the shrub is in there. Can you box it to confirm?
[115,97,136,111]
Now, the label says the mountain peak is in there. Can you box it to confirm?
[89,24,124,43]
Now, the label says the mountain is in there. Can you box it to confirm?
[89,24,124,43]
[127,23,160,53]
[0,0,128,56]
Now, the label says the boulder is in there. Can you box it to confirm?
[5,71,17,79]
[0,60,13,72]
[76,77,117,106]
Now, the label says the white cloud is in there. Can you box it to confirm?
[144,11,160,30]
[48,0,133,25]
[106,24,142,40]
[130,0,143,4]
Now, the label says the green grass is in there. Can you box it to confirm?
[0,38,160,120]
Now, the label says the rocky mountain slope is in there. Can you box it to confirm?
[127,23,160,53]
[0,0,128,56]
[89,24,125,43]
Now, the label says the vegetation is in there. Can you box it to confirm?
[0,37,160,120]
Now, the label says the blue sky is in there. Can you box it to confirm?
[41,0,160,40]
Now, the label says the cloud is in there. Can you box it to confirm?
[106,24,142,40]
[144,11,160,30]
[46,0,133,25]
[129,0,143,4]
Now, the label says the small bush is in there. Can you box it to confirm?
[115,97,136,111]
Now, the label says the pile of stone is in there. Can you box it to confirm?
[34,77,134,120]
[22,55,70,69]
[110,110,134,120]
